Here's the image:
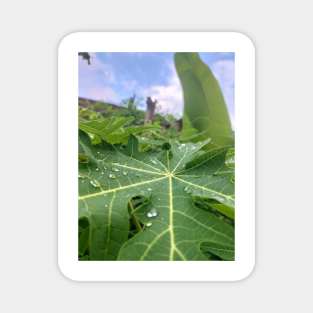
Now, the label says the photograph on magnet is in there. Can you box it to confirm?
[78,52,235,261]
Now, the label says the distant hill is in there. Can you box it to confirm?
[79,97,128,113]
[79,97,182,130]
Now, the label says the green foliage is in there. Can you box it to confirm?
[79,116,159,145]
[77,53,235,261]
[174,52,234,147]
[79,132,234,260]
[120,95,146,124]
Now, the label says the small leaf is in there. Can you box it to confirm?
[125,135,139,158]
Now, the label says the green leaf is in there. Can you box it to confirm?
[79,133,234,261]
[225,148,235,169]
[179,114,201,142]
[79,116,157,145]
[174,52,234,146]
[125,134,139,158]
[79,217,90,257]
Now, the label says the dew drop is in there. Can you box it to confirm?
[146,222,152,227]
[147,208,158,218]
[95,168,99,171]
[90,179,100,188]
[112,168,120,172]
[109,174,116,179]
[105,204,108,208]
[123,171,128,176]
[101,171,105,175]
[150,158,157,165]
[184,186,191,194]
[147,187,152,192]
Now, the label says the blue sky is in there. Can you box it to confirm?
[79,52,234,124]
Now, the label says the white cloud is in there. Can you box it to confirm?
[140,64,183,117]
[79,53,118,103]
[138,59,235,120]
[86,86,119,103]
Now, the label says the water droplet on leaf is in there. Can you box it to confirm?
[90,179,100,188]
[147,208,158,218]
[123,171,128,176]
[109,174,116,179]
[184,186,191,193]
[146,222,152,227]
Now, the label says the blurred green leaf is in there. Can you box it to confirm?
[79,116,157,145]
[175,52,234,147]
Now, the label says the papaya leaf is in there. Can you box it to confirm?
[174,52,234,147]
[125,134,139,158]
[79,217,90,257]
[179,114,202,142]
[79,116,157,145]
[79,132,234,261]
[225,148,235,169]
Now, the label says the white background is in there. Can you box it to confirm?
[0,0,312,312]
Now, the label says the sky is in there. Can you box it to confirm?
[79,52,234,124]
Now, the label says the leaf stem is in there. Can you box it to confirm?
[128,200,142,232]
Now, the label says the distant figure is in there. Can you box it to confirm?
[145,97,157,123]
